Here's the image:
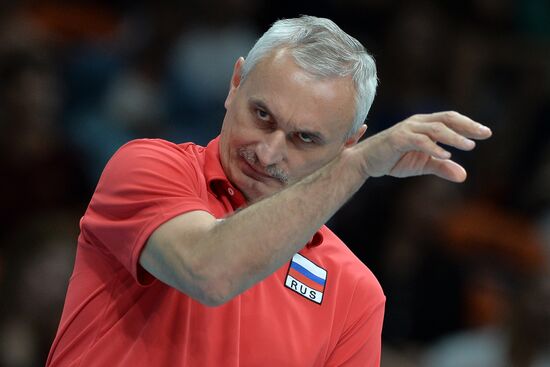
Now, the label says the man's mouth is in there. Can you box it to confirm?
[238,148,289,184]
[241,158,272,180]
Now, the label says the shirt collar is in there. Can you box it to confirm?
[203,136,323,248]
[204,136,246,210]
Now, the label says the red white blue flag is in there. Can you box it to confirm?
[285,253,327,304]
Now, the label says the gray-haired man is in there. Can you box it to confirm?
[48,16,491,366]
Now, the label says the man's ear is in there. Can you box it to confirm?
[225,57,245,109]
[344,124,368,147]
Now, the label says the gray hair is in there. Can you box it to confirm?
[241,15,377,137]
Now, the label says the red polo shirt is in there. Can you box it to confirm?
[47,137,385,367]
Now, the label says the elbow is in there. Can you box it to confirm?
[193,278,236,307]
[181,261,238,307]
[198,291,232,307]
[173,237,241,306]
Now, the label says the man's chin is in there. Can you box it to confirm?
[239,180,282,203]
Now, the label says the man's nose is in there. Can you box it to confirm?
[256,130,287,166]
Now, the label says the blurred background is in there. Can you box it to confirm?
[0,0,549,366]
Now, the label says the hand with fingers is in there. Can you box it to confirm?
[358,111,492,182]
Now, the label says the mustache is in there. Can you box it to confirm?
[238,148,289,184]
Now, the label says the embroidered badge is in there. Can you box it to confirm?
[285,253,327,304]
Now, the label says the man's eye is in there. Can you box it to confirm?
[256,109,270,120]
[297,132,314,143]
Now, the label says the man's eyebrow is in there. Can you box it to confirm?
[249,98,327,143]
[250,98,277,120]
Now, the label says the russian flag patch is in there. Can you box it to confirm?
[285,253,327,304]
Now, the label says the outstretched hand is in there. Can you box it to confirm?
[358,111,492,182]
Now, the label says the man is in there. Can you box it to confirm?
[47,16,491,366]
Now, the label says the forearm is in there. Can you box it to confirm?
[195,148,368,304]
[151,111,490,305]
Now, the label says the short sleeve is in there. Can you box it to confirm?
[325,276,386,367]
[80,139,212,285]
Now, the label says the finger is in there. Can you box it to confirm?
[413,111,492,140]
[407,133,452,160]
[423,157,467,183]
[410,121,476,151]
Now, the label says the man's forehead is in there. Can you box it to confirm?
[245,48,354,90]
[251,51,353,103]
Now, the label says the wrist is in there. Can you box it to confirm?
[339,146,372,182]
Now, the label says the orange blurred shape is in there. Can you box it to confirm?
[25,3,120,42]
[463,275,508,327]
[443,200,546,274]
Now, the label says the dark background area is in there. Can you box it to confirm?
[0,1,549,366]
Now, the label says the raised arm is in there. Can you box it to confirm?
[140,111,491,306]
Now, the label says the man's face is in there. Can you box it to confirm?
[219,49,364,202]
